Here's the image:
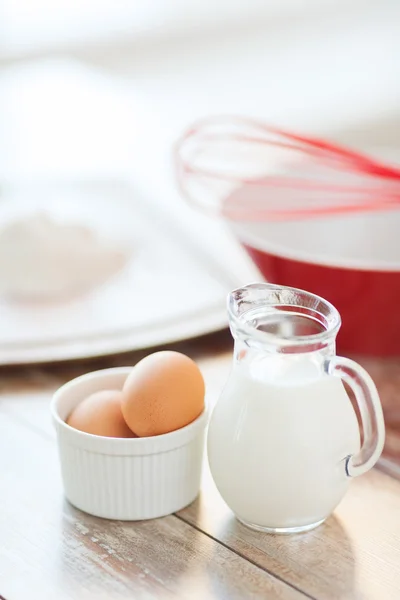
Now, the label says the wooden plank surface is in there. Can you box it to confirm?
[0,335,306,600]
[1,333,400,600]
[179,450,400,600]
[0,411,306,600]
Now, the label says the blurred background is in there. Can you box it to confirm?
[0,0,400,363]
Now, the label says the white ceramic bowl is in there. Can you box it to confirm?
[51,367,208,520]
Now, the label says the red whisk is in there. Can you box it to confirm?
[175,115,400,221]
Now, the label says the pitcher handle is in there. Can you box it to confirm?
[325,356,385,477]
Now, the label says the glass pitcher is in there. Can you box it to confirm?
[208,283,385,534]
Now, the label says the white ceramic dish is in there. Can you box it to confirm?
[0,180,252,365]
[51,367,208,520]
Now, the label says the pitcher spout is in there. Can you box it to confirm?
[228,283,341,351]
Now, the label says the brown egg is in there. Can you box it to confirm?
[67,390,136,438]
[121,351,205,437]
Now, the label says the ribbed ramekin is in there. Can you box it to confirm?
[51,367,207,520]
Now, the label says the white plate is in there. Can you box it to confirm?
[0,181,252,365]
[0,60,263,365]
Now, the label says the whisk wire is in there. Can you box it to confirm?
[175,115,400,221]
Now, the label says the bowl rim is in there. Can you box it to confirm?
[235,222,400,273]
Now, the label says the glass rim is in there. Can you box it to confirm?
[228,282,341,349]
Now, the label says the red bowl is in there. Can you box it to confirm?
[230,186,400,356]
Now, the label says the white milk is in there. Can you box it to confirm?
[208,354,360,530]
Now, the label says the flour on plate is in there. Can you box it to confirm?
[0,212,128,299]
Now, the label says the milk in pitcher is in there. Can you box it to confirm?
[208,353,360,531]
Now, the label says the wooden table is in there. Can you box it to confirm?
[1,331,400,600]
